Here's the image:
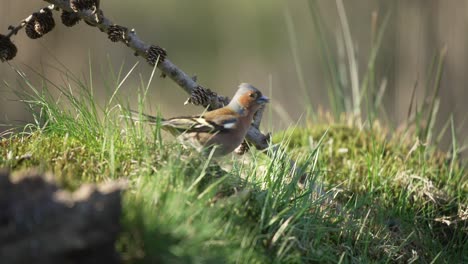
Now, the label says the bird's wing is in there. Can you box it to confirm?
[202,107,241,129]
[123,109,239,133]
[122,110,161,124]
[206,114,239,130]
[162,114,238,133]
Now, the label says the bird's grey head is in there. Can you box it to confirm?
[228,83,269,114]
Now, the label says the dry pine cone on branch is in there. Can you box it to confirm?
[25,8,55,39]
[0,34,17,62]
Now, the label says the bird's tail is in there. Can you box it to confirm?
[122,109,164,125]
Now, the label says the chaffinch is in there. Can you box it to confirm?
[131,83,269,156]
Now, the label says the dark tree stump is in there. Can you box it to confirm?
[0,170,126,264]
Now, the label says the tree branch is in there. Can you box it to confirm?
[1,0,323,192]
[38,0,270,152]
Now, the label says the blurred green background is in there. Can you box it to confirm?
[1,0,467,149]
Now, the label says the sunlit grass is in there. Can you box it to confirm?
[0,62,466,263]
[1,1,467,262]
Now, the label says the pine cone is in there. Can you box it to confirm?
[70,0,97,12]
[61,10,81,27]
[186,86,216,106]
[0,34,17,62]
[25,9,55,39]
[107,25,128,42]
[146,45,167,65]
[234,141,251,155]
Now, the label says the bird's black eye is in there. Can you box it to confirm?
[249,92,258,99]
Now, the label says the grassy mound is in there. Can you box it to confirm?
[1,110,466,262]
[0,64,466,263]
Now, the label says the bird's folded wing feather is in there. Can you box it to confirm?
[125,110,161,124]
[163,114,238,133]
[124,109,239,133]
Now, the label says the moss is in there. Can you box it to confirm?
[1,132,140,189]
[273,123,467,250]
[274,123,465,199]
[1,120,466,263]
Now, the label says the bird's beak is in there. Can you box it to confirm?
[256,95,270,104]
